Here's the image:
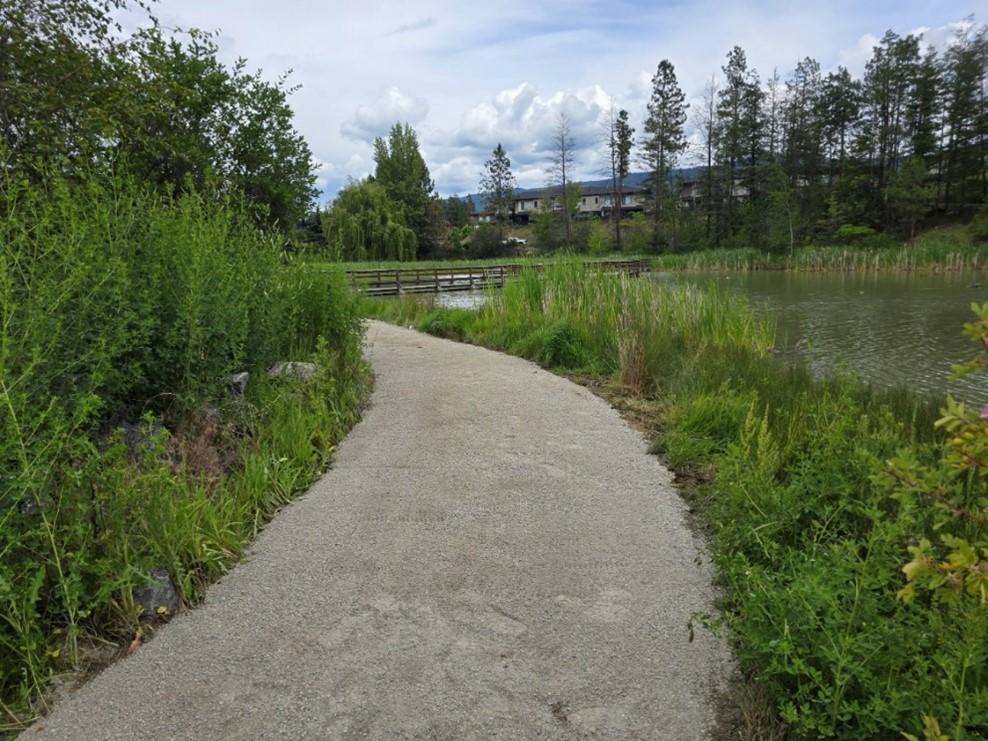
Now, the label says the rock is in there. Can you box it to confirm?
[134,568,180,623]
[228,371,250,396]
[267,361,318,381]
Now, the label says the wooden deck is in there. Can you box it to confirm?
[347,259,648,297]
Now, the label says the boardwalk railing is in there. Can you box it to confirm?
[346,259,648,297]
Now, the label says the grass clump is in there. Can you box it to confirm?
[0,173,368,729]
[363,262,986,739]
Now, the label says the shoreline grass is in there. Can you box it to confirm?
[651,228,988,273]
[363,263,987,739]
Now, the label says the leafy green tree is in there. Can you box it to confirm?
[321,180,416,261]
[373,122,435,255]
[607,108,634,251]
[0,1,315,230]
[122,28,316,228]
[479,143,516,237]
[0,0,133,176]
[642,60,687,247]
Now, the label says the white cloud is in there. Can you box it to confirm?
[341,87,430,143]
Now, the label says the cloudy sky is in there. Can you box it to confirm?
[136,0,983,201]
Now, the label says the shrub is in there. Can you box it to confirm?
[970,203,988,244]
[0,171,367,724]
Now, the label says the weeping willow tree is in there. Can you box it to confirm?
[321,180,417,261]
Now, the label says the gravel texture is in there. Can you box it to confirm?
[27,320,734,740]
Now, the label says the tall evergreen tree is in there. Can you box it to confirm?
[480,143,516,238]
[715,46,760,241]
[941,24,987,214]
[820,67,862,177]
[642,59,688,247]
[607,108,634,251]
[859,30,921,224]
[782,58,823,237]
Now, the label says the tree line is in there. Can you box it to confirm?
[325,20,987,260]
[1,0,316,230]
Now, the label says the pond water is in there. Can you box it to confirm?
[656,271,988,406]
[411,271,988,405]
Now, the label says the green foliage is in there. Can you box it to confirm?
[531,209,564,253]
[373,122,435,253]
[443,196,471,228]
[587,221,613,256]
[0,1,315,230]
[970,204,988,244]
[321,180,417,262]
[467,224,507,259]
[0,172,367,725]
[480,144,516,229]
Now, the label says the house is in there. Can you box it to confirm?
[466,167,744,223]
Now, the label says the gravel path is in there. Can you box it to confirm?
[28,320,733,740]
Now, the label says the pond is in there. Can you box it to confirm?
[656,270,988,406]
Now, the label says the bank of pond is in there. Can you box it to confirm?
[365,263,988,740]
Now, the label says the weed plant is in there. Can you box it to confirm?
[364,262,987,739]
[0,173,367,728]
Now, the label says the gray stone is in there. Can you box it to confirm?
[228,371,250,396]
[267,361,318,381]
[134,568,180,623]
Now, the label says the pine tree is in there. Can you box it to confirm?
[480,143,516,239]
[715,46,759,241]
[642,59,687,247]
[820,67,862,177]
[608,108,634,251]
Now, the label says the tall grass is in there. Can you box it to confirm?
[0,174,367,728]
[364,263,986,739]
[652,230,988,273]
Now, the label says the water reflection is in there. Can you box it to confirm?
[656,271,988,405]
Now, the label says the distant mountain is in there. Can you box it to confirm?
[462,167,706,213]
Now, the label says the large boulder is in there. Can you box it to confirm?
[267,361,318,381]
[134,567,180,623]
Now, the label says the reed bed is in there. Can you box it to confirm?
[652,237,988,274]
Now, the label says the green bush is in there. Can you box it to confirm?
[970,204,988,244]
[0,172,367,725]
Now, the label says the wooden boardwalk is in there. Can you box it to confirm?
[347,259,648,297]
